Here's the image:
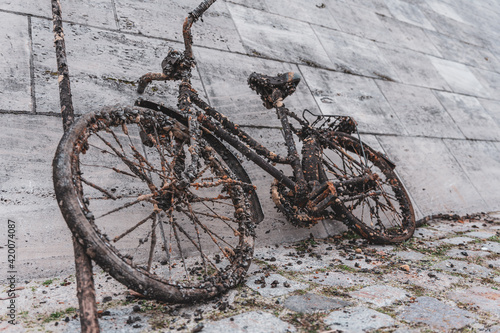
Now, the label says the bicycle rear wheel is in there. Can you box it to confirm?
[53,105,255,303]
[319,132,415,243]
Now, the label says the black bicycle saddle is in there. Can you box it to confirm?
[248,72,301,109]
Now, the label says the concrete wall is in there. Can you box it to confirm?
[0,0,499,278]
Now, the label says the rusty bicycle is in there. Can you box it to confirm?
[53,0,415,303]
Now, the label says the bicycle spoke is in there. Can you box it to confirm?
[191,208,237,224]
[150,123,171,179]
[80,176,118,200]
[171,220,190,280]
[374,197,403,227]
[147,214,158,272]
[190,207,208,274]
[192,164,211,183]
[199,201,240,232]
[181,205,233,251]
[113,212,155,242]
[130,144,166,179]
[98,194,154,219]
[88,143,119,157]
[190,195,233,204]
[171,219,219,274]
[105,124,126,154]
[157,214,171,269]
[95,132,156,190]
[80,163,139,179]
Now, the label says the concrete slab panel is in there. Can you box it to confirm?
[264,0,340,30]
[377,81,463,138]
[0,114,61,191]
[425,0,466,23]
[312,26,400,81]
[433,259,493,278]
[465,231,498,239]
[378,46,450,90]
[327,3,439,56]
[441,236,475,245]
[434,91,500,141]
[202,311,297,333]
[377,15,441,57]
[350,285,407,307]
[429,57,489,98]
[0,12,31,111]
[284,293,351,313]
[0,0,117,29]
[482,241,500,254]
[114,0,245,54]
[59,0,117,29]
[326,3,386,40]
[425,30,500,73]
[0,114,76,279]
[226,0,268,11]
[421,8,490,48]
[444,139,500,211]
[299,66,406,135]
[378,136,488,216]
[325,307,396,333]
[227,3,333,69]
[0,0,51,17]
[399,296,476,331]
[334,0,393,17]
[194,47,320,127]
[447,287,500,317]
[2,203,75,279]
[384,0,436,30]
[479,99,500,129]
[470,67,500,100]
[32,18,203,114]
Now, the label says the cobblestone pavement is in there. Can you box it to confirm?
[1,213,499,332]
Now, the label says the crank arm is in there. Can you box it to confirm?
[307,173,378,213]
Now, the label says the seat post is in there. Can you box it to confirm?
[275,101,307,194]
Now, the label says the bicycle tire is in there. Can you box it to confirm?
[318,131,415,243]
[53,105,255,303]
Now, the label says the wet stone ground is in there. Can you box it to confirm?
[1,213,499,333]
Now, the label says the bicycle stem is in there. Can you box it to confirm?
[183,0,218,60]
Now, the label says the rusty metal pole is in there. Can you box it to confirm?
[51,0,100,332]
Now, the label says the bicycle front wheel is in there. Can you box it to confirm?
[319,132,415,243]
[53,106,255,303]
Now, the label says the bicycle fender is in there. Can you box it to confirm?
[379,153,396,170]
[135,98,265,224]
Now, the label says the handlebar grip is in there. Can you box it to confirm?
[136,73,168,94]
[191,0,217,20]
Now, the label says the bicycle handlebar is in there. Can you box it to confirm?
[183,0,218,59]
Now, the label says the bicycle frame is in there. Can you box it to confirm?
[136,0,379,203]
[137,1,308,189]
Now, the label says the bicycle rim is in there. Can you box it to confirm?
[53,106,255,303]
[320,132,415,243]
